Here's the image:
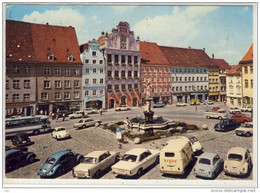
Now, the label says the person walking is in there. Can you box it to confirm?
[99,108,102,115]
[62,113,65,121]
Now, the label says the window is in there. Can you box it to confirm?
[85,90,89,96]
[68,54,74,61]
[197,77,199,81]
[134,71,138,78]
[6,94,8,101]
[93,90,97,96]
[92,51,97,56]
[85,68,90,73]
[200,77,203,81]
[24,80,30,88]
[192,77,195,81]
[189,86,192,90]
[176,77,178,81]
[44,68,50,75]
[13,65,20,73]
[108,71,112,77]
[93,60,97,64]
[100,90,104,95]
[99,60,103,64]
[115,71,119,78]
[245,79,248,88]
[250,66,253,73]
[85,59,89,64]
[121,55,125,64]
[85,78,90,85]
[44,80,51,88]
[100,68,104,73]
[151,67,155,72]
[151,75,155,82]
[107,54,112,63]
[55,68,61,75]
[93,68,97,73]
[162,76,164,82]
[141,67,144,72]
[128,71,132,77]
[64,69,70,75]
[24,66,30,73]
[179,77,182,81]
[146,67,149,72]
[23,94,30,101]
[41,92,48,100]
[13,94,19,102]
[185,86,187,91]
[185,77,187,81]
[128,56,132,64]
[64,80,71,88]
[179,86,182,91]
[201,86,203,90]
[74,69,79,75]
[134,56,138,64]
[48,54,55,61]
[172,87,175,91]
[74,80,80,88]
[172,77,174,82]
[197,86,199,90]
[204,77,207,81]
[251,79,253,88]
[188,77,191,81]
[6,80,9,89]
[162,68,165,73]
[134,84,138,89]
[100,78,104,84]
[74,91,80,99]
[184,69,187,73]
[204,69,207,73]
[244,66,248,74]
[157,75,160,82]
[93,79,97,84]
[115,55,119,63]
[122,84,126,90]
[54,92,61,100]
[157,67,160,72]
[64,92,70,99]
[128,84,132,89]
[121,71,126,78]
[55,80,61,88]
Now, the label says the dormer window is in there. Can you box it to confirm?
[48,53,55,61]
[68,54,74,61]
[92,51,97,56]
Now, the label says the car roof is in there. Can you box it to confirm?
[125,148,149,155]
[49,150,72,158]
[228,147,247,155]
[163,138,190,151]
[180,134,196,139]
[54,126,66,130]
[6,149,22,156]
[85,150,108,158]
[199,152,217,160]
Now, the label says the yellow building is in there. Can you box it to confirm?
[239,43,253,106]
[208,67,220,101]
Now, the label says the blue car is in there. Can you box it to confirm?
[194,152,223,179]
[38,150,83,178]
[153,103,166,108]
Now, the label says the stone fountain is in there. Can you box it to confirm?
[143,79,154,123]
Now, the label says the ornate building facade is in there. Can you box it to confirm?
[98,22,141,109]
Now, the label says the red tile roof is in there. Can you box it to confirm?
[240,43,253,63]
[6,20,82,64]
[97,34,112,46]
[79,43,89,53]
[225,65,241,76]
[212,58,231,70]
[140,41,169,65]
[192,49,219,68]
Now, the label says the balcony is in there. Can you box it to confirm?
[128,63,132,66]
[134,63,139,66]
[115,62,119,66]
[107,89,112,93]
[121,63,126,66]
[108,62,112,66]
[128,88,133,91]
[108,76,113,80]
[134,76,139,79]
[134,88,139,91]
[128,76,133,79]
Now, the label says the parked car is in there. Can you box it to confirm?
[214,119,241,132]
[72,150,120,178]
[55,110,69,118]
[115,105,131,111]
[241,106,253,112]
[224,147,252,177]
[235,122,253,137]
[84,108,99,114]
[178,134,203,154]
[6,148,36,172]
[152,103,166,108]
[204,100,214,105]
[52,126,70,140]
[112,148,160,177]
[212,107,221,112]
[176,102,188,107]
[231,113,253,123]
[204,109,228,119]
[69,111,86,119]
[11,133,32,147]
[73,118,102,129]
[229,107,241,114]
[194,152,223,179]
[190,99,201,105]
[38,150,83,178]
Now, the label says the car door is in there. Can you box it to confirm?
[85,119,90,127]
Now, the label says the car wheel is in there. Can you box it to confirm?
[115,156,120,163]
[56,167,63,177]
[206,116,210,119]
[33,130,40,135]
[246,132,251,137]
[71,117,74,119]
[78,157,84,163]
[95,170,101,178]
[95,122,100,127]
[137,168,143,176]
[82,125,86,129]
[28,156,35,163]
[235,131,239,136]
[218,116,222,120]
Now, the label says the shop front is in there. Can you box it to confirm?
[6,102,36,118]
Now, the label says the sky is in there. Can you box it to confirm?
[5,3,254,65]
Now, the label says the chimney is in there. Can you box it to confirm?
[203,48,205,52]
[46,23,49,25]
[101,31,104,35]
[188,46,191,49]
[212,54,214,59]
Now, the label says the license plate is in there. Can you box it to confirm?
[22,141,26,143]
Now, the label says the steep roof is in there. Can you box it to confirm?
[212,58,231,70]
[6,20,82,64]
[80,43,89,53]
[240,43,253,64]
[225,65,241,76]
[192,49,219,68]
[97,34,112,46]
[140,41,169,65]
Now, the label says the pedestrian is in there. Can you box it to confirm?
[56,113,59,120]
[51,112,55,120]
[62,113,65,121]
[99,108,102,115]
[125,117,130,130]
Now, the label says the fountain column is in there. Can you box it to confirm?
[144,78,154,123]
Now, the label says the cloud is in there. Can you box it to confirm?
[111,6,136,14]
[133,6,218,47]
[91,15,101,24]
[242,7,249,13]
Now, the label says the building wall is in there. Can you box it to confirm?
[208,67,219,101]
[219,73,227,102]
[226,75,242,107]
[6,63,37,117]
[171,66,209,103]
[241,63,253,106]
[140,65,171,104]
[81,41,106,109]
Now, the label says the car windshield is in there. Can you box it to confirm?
[83,157,97,164]
[228,154,243,161]
[57,128,65,131]
[78,120,84,123]
[199,158,211,165]
[122,154,137,162]
[189,137,198,144]
[17,133,28,139]
[243,123,253,128]
[221,119,229,123]
[46,157,56,164]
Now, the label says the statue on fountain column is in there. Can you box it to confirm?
[146,78,152,99]
[144,78,154,123]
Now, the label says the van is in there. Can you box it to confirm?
[160,138,193,175]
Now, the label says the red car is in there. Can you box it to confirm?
[212,107,221,112]
[231,113,253,123]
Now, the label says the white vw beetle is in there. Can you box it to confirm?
[52,126,70,140]
[72,150,119,178]
[111,148,160,177]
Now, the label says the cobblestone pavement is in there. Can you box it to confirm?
[4,103,254,184]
